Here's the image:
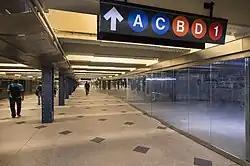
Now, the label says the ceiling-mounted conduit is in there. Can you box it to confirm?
[28,0,74,78]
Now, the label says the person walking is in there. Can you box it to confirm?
[35,82,42,105]
[85,81,90,96]
[54,83,57,97]
[7,80,24,118]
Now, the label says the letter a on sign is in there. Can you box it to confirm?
[128,10,148,32]
[133,14,143,28]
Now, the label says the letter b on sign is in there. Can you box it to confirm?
[191,19,207,39]
[172,16,189,37]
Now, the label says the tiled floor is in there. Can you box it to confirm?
[0,88,239,166]
[103,89,245,159]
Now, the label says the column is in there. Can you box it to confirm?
[103,80,107,90]
[69,80,72,95]
[108,80,111,90]
[59,73,65,106]
[246,58,250,161]
[98,80,101,89]
[117,80,120,90]
[65,78,69,99]
[41,66,54,123]
[124,78,127,88]
[172,70,177,102]
[113,80,117,89]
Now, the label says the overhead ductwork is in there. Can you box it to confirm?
[0,0,75,79]
[0,0,31,14]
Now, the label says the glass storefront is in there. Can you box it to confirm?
[100,57,247,160]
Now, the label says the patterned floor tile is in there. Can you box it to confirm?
[90,137,105,143]
[133,146,150,154]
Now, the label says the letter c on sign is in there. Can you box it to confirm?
[191,19,207,39]
[151,13,170,35]
[172,16,189,37]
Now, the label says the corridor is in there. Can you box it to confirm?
[0,88,238,166]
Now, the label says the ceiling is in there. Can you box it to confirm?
[1,0,250,80]
[59,37,191,79]
[42,0,250,26]
[0,0,75,80]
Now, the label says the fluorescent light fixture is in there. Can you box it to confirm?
[38,77,41,79]
[0,63,28,67]
[100,40,191,50]
[146,77,176,81]
[67,55,158,66]
[74,70,125,74]
[75,73,116,76]
[27,76,33,78]
[72,65,136,71]
[0,72,6,75]
[15,74,21,77]
[0,69,40,72]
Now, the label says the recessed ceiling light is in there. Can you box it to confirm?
[74,70,124,74]
[0,63,28,67]
[0,69,40,72]
[67,55,158,65]
[72,65,136,71]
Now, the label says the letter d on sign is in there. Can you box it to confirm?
[172,16,189,37]
[191,19,207,39]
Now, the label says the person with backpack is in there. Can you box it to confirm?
[7,80,24,118]
[35,82,42,105]
[54,83,58,97]
[85,81,90,96]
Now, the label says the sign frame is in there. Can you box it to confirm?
[98,0,228,49]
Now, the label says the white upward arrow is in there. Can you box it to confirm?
[103,7,124,31]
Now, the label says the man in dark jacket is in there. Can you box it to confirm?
[85,81,90,96]
[7,80,24,118]
[35,82,42,105]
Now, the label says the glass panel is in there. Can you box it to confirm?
[188,65,212,143]
[151,69,189,132]
[209,59,246,159]
[105,57,247,160]
[127,76,152,114]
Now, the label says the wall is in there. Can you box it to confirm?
[99,57,248,160]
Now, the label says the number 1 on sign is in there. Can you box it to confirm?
[214,26,219,37]
[209,22,223,41]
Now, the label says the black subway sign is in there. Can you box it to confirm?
[98,0,228,48]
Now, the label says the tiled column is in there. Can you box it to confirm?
[246,58,250,161]
[65,78,69,99]
[59,72,65,106]
[124,78,127,88]
[41,65,54,123]
[108,80,111,90]
[69,80,72,95]
[117,80,120,90]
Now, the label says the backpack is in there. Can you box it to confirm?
[10,84,21,98]
[35,85,42,96]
